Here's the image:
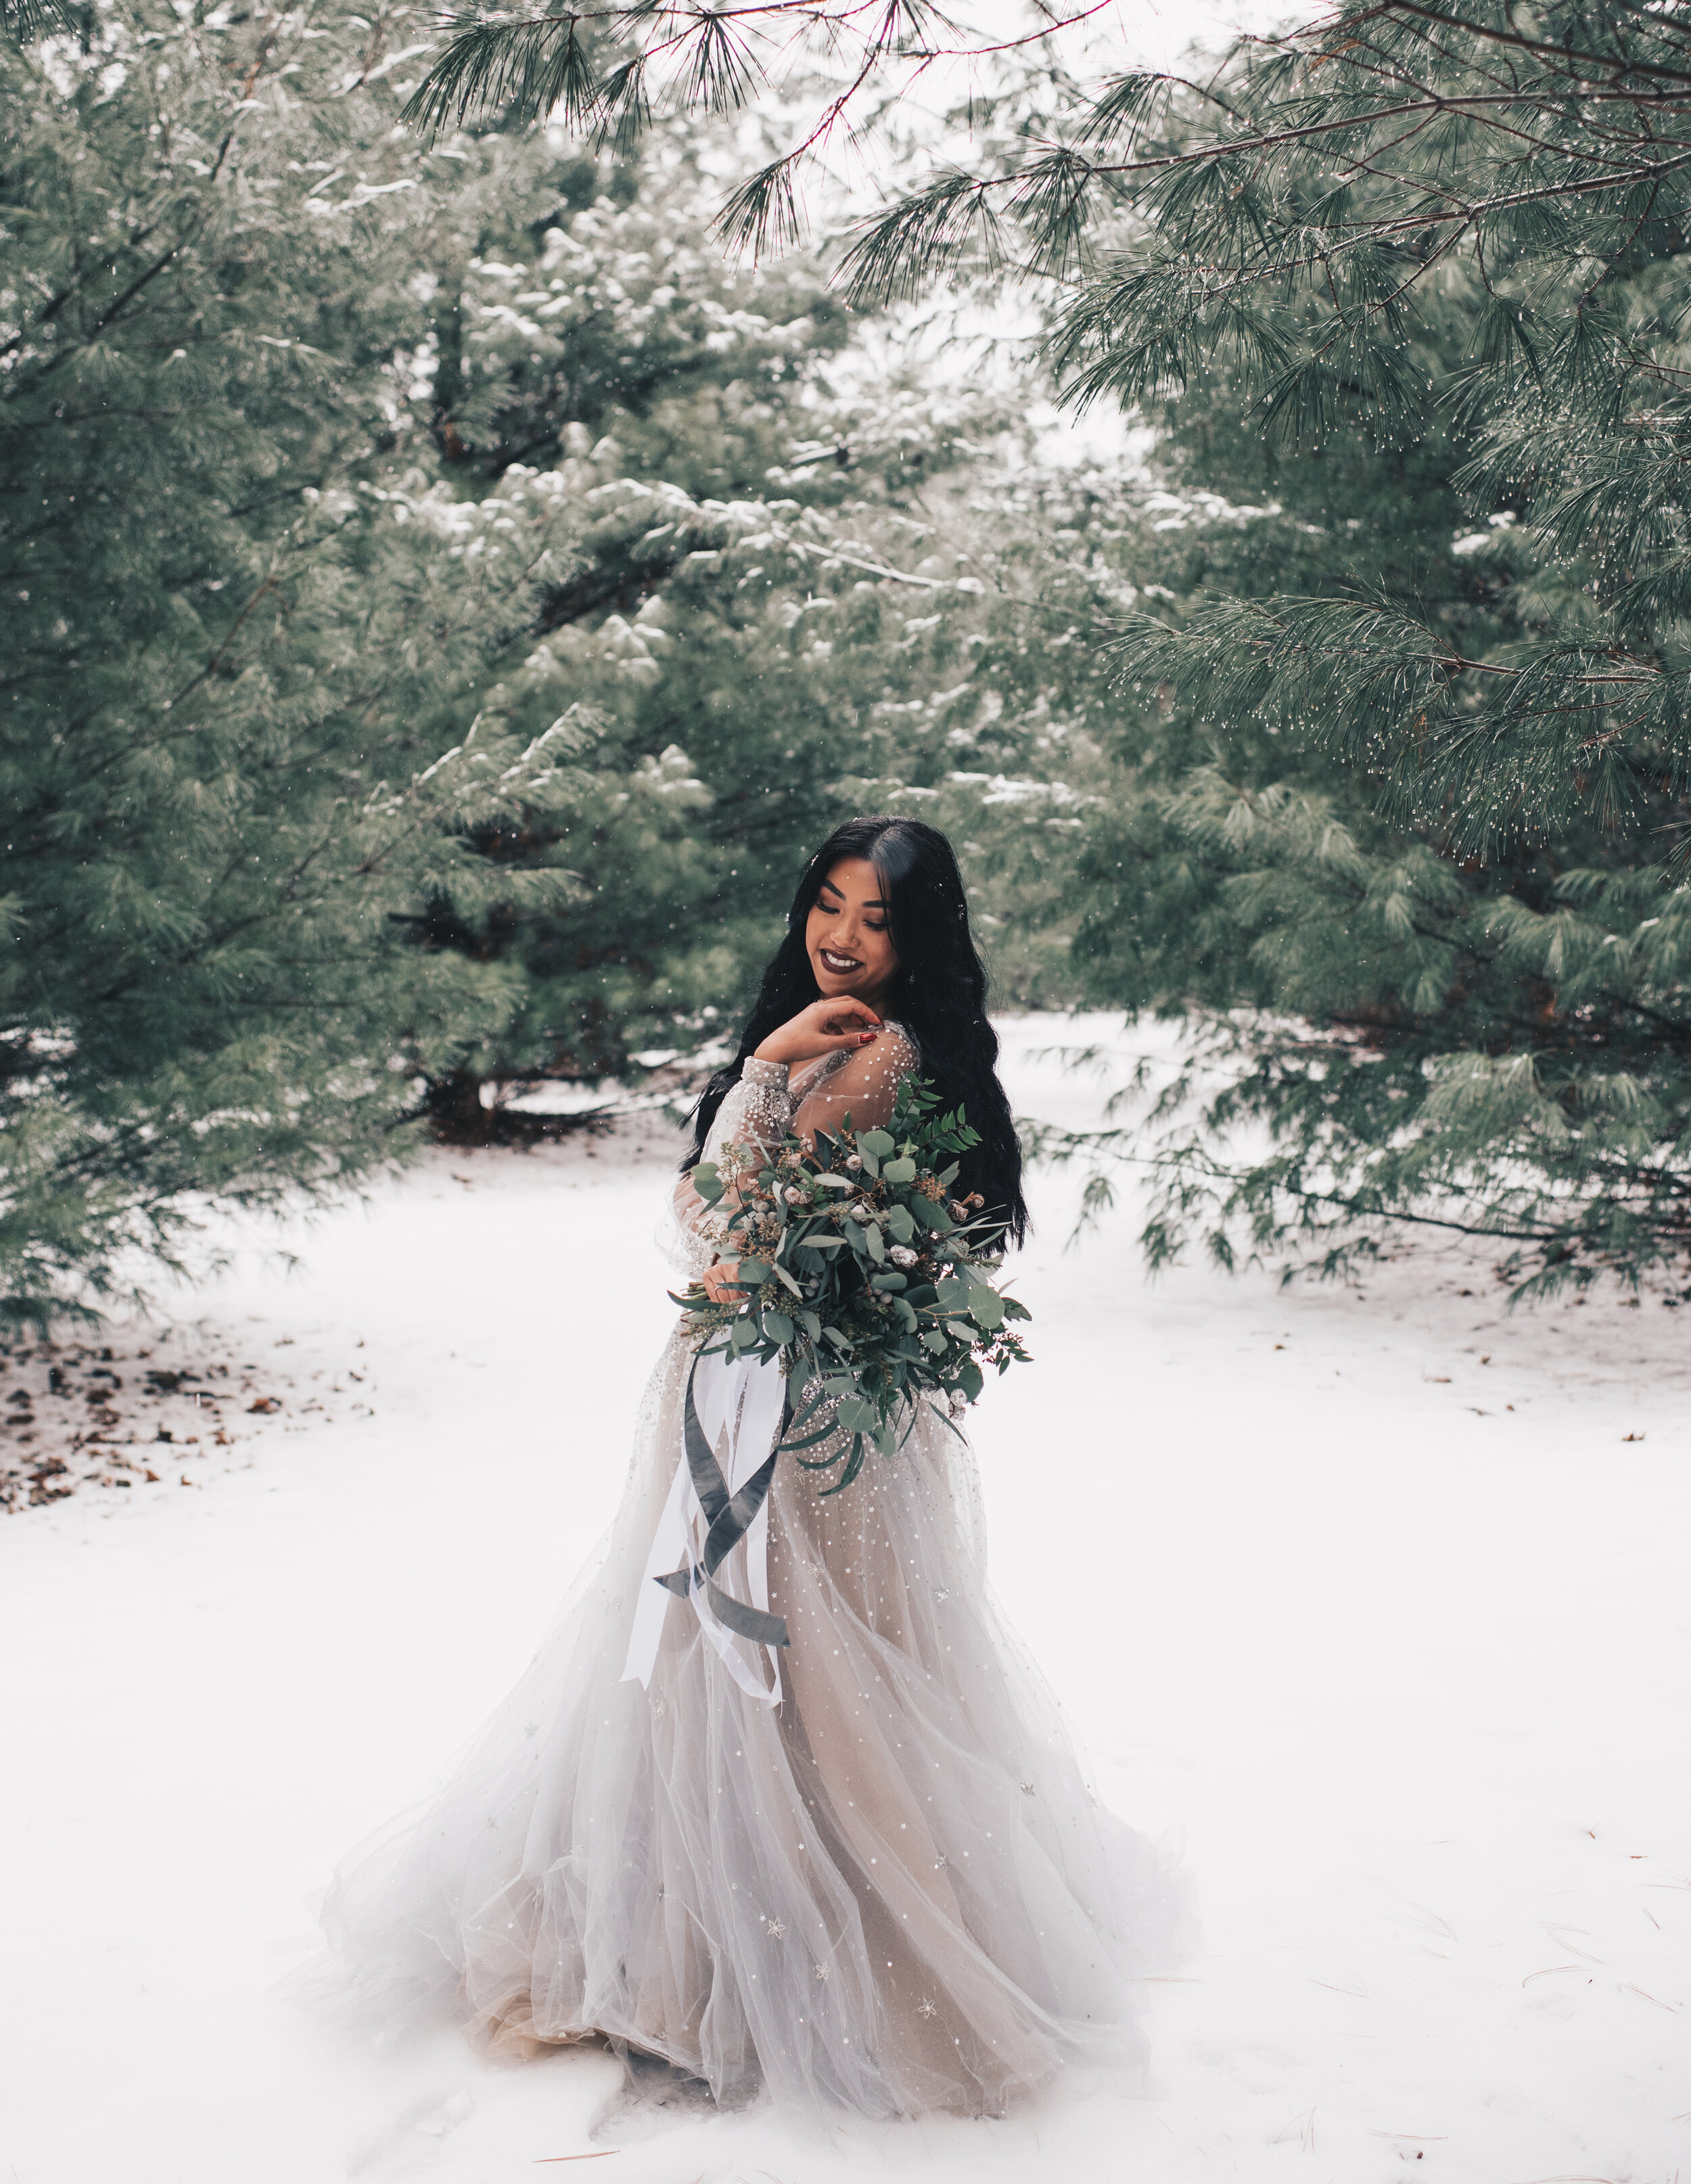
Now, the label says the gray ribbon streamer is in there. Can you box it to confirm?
[654,1357,791,1651]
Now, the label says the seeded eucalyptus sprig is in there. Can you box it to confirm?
[675,1077,1031,1493]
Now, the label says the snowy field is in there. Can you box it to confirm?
[3,1016,1688,2184]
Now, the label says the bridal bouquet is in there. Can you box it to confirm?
[676,1078,1032,1493]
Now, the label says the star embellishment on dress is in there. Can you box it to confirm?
[917,1998,937,2020]
[814,1963,831,1983]
[933,1851,949,1869]
[1021,1781,1036,1797]
[764,1917,785,1939]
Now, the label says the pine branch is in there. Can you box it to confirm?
[400,11,599,137]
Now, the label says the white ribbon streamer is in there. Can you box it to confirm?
[620,1347,787,1707]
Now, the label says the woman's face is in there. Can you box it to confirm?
[805,857,901,1009]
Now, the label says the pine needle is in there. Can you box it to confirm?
[1,0,78,38]
[400,12,599,139]
[712,158,804,260]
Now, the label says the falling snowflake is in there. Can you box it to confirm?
[917,1998,937,2020]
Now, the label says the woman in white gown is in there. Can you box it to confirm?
[320,816,1192,2119]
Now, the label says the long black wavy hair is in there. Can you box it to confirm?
[684,816,1028,1246]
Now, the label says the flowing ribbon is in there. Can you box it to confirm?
[620,1348,789,1706]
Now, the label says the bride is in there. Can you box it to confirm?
[319,815,1192,2119]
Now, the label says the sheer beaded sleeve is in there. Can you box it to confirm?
[789,1022,919,1144]
[657,1059,797,1279]
[654,1030,920,1278]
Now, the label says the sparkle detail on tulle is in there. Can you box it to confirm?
[319,1024,1195,2122]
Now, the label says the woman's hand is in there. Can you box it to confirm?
[752,997,883,1068]
[701,1259,742,1304]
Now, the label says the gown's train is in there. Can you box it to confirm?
[319,1030,1194,2117]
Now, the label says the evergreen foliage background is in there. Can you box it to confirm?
[0,0,1088,1317]
[13,0,1691,1317]
[837,0,1691,1298]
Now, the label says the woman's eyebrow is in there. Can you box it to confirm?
[816,884,887,909]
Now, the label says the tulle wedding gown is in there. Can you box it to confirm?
[319,1027,1193,2118]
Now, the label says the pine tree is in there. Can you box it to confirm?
[353,154,1036,1131]
[1,0,1039,1304]
[405,0,1691,1290]
[987,115,1691,1294]
[0,0,527,1316]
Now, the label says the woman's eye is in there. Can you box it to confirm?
[865,921,887,933]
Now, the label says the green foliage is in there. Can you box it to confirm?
[1040,313,1691,1294]
[837,1,1691,856]
[812,0,1691,1294]
[0,0,1077,1311]
[0,0,607,1318]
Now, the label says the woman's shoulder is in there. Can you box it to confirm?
[789,1020,920,1115]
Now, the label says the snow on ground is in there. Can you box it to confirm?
[3,1016,1688,2184]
